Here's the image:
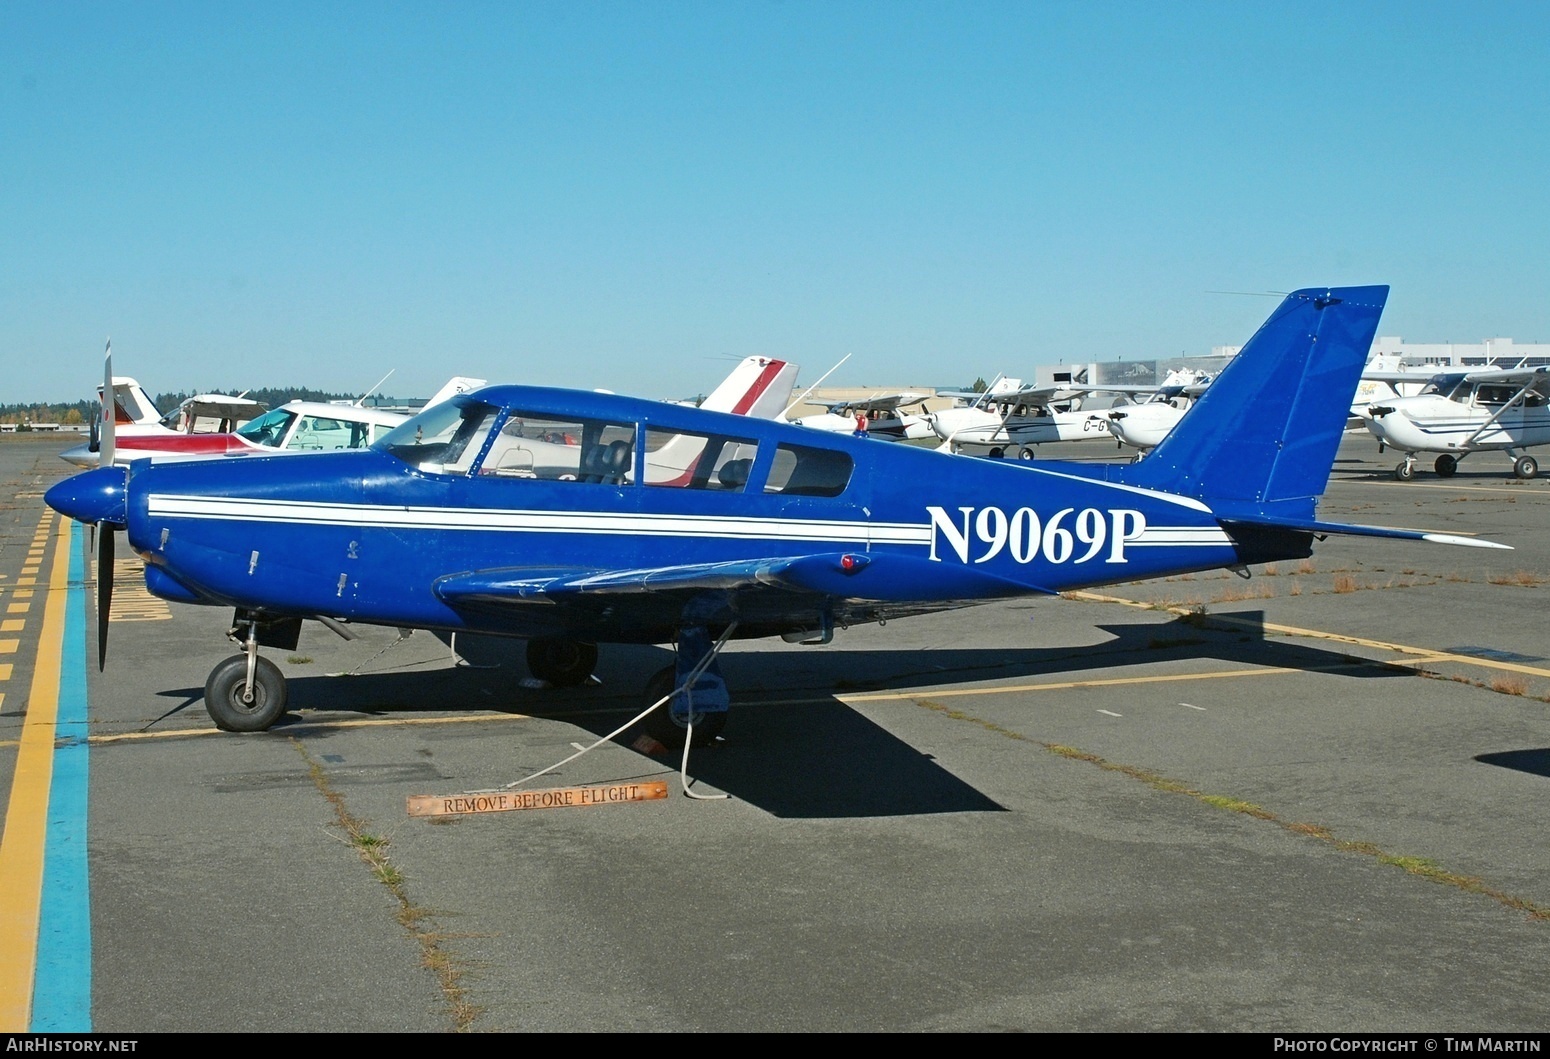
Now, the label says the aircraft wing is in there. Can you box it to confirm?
[434,552,1044,607]
[1461,364,1550,388]
[848,391,931,412]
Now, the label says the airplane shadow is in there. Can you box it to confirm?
[1475,748,1550,779]
[149,608,1409,819]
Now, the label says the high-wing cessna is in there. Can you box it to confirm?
[790,391,936,442]
[925,382,1113,458]
[47,286,1508,750]
[1358,364,1550,480]
[57,376,270,468]
[1100,371,1216,454]
[61,375,485,468]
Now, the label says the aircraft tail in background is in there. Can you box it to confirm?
[699,356,800,419]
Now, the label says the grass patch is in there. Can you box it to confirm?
[1487,570,1547,587]
[286,655,313,665]
[1332,574,1359,594]
[1490,675,1528,696]
[292,739,485,1031]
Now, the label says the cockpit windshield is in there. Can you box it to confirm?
[235,408,299,448]
[1420,373,1469,400]
[373,399,501,474]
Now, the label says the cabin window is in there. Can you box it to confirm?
[643,429,759,491]
[477,413,635,483]
[289,415,375,451]
[375,399,501,475]
[765,443,852,497]
[1474,385,1518,407]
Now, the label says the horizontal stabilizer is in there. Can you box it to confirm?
[1220,514,1511,551]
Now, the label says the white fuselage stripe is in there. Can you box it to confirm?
[146,495,1234,549]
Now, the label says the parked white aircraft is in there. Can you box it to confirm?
[791,391,935,442]
[925,378,1113,458]
[1358,365,1550,480]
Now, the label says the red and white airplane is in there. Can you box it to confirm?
[61,375,484,468]
[62,353,798,468]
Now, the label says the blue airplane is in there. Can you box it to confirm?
[46,286,1508,746]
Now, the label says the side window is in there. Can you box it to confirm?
[644,429,759,490]
[478,414,635,484]
[765,443,852,497]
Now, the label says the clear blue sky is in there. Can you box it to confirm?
[4,1,1548,404]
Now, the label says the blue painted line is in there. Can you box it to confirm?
[32,521,91,1031]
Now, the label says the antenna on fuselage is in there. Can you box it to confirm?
[779,353,853,420]
[355,369,395,406]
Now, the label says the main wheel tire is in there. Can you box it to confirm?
[1017,446,1036,461]
[641,665,726,749]
[526,639,598,686]
[1435,454,1458,478]
[987,446,1005,459]
[1394,461,1415,481]
[204,654,288,732]
[1514,454,1539,480]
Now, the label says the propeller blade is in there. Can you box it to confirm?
[97,527,114,670]
[99,338,115,468]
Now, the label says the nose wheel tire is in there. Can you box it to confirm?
[1394,460,1415,481]
[1434,455,1457,478]
[526,639,598,687]
[204,654,289,732]
[1513,455,1539,480]
[641,665,726,749]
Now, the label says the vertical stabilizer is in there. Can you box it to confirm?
[699,357,799,419]
[1118,286,1388,510]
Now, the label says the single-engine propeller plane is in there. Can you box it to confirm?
[47,286,1508,749]
[1357,364,1550,480]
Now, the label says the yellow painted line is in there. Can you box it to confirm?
[1329,478,1548,497]
[0,640,17,654]
[1069,591,1550,680]
[11,592,31,600]
[836,666,1308,704]
[16,578,36,587]
[0,664,12,680]
[6,604,29,615]
[0,515,70,1030]
[1,621,21,632]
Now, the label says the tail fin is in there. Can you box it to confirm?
[425,376,488,409]
[699,357,799,418]
[101,377,164,426]
[1117,286,1388,511]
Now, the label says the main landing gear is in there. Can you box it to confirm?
[638,623,732,749]
[525,639,598,687]
[1392,451,1538,481]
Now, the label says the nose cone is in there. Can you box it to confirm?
[45,466,128,526]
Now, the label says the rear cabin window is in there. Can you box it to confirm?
[478,413,636,484]
[644,429,760,491]
[764,443,852,497]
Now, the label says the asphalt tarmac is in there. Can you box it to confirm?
[2,431,1548,1033]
